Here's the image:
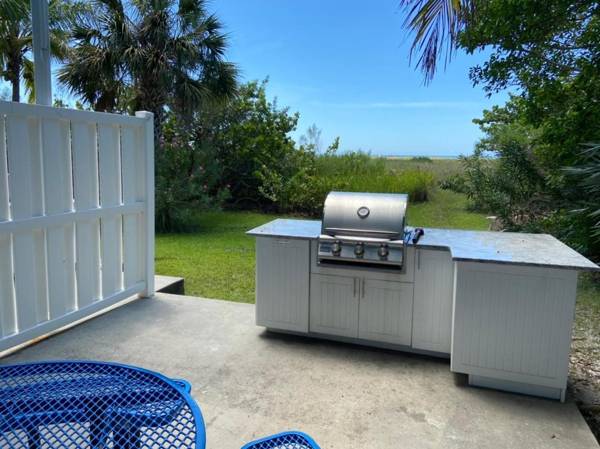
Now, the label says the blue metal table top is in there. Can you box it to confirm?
[0,360,206,449]
[242,431,321,449]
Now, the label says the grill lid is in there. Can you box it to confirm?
[321,191,408,239]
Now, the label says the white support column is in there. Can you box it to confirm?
[135,111,155,298]
[31,0,52,105]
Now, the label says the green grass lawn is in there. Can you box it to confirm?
[408,189,489,230]
[155,190,489,302]
[155,211,272,302]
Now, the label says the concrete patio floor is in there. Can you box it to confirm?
[1,293,598,449]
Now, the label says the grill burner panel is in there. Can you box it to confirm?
[318,235,404,267]
[318,192,409,268]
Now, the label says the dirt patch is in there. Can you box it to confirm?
[570,275,600,443]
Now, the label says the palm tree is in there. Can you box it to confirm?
[0,0,26,21]
[399,0,473,82]
[58,0,237,136]
[0,0,75,102]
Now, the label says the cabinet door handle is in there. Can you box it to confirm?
[361,278,365,298]
[353,278,357,297]
[417,250,421,270]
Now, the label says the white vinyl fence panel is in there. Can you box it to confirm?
[0,101,154,352]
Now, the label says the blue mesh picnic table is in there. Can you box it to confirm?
[241,431,321,449]
[0,360,206,449]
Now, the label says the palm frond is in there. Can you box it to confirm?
[22,56,34,103]
[177,0,205,27]
[0,0,76,102]
[0,0,27,22]
[399,0,472,83]
[564,143,600,238]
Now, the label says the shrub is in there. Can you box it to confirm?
[563,144,600,257]
[439,172,468,193]
[459,104,546,229]
[155,115,230,232]
[321,168,434,202]
[411,156,433,163]
[222,105,298,206]
[273,151,435,216]
[158,81,438,223]
[201,80,301,210]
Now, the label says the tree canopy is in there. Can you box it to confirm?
[58,0,237,130]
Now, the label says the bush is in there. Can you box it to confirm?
[157,80,438,225]
[155,115,230,232]
[196,83,437,216]
[212,81,300,210]
[439,172,468,193]
[315,153,434,201]
[411,156,433,163]
[460,105,546,229]
[158,79,301,218]
[271,151,435,216]
[563,144,600,257]
[459,103,600,259]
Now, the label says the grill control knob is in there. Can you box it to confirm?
[331,240,342,256]
[378,244,389,259]
[354,242,365,257]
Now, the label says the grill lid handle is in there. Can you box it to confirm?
[357,206,370,219]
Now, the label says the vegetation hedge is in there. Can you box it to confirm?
[275,152,435,216]
[155,81,437,229]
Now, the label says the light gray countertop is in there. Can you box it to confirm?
[247,219,599,271]
[247,218,321,239]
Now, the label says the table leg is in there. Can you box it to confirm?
[89,413,108,449]
[113,421,140,449]
[25,425,40,449]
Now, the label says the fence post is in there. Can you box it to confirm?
[31,0,52,105]
[136,111,155,297]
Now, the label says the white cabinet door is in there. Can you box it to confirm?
[310,274,359,338]
[358,279,413,346]
[256,237,310,332]
[451,262,577,399]
[412,249,453,353]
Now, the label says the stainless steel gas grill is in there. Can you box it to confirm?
[318,191,409,268]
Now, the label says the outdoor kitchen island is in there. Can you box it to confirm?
[248,217,599,402]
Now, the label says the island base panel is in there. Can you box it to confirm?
[469,374,564,401]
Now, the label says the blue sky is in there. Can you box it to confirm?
[0,0,510,156]
[212,0,509,156]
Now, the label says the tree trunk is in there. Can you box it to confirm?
[7,53,21,102]
[152,105,164,148]
[132,83,165,152]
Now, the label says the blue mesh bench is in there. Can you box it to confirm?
[0,361,206,449]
